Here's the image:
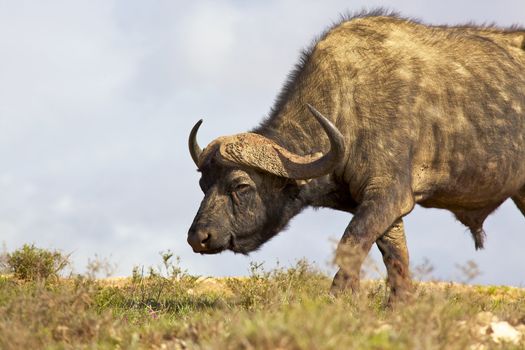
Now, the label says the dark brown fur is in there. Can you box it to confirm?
[188,11,525,303]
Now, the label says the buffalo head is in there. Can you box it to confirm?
[187,104,345,254]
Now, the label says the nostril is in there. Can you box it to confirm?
[188,227,214,252]
[201,233,211,245]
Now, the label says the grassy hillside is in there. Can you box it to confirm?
[0,247,524,349]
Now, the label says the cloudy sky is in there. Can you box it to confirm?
[1,0,524,285]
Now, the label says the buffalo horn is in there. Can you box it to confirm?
[188,119,203,167]
[289,104,346,179]
[217,104,345,180]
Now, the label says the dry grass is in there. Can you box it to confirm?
[0,248,524,349]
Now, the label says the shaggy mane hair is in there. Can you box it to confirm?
[255,8,525,133]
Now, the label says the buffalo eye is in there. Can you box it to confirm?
[229,183,253,206]
[232,183,252,194]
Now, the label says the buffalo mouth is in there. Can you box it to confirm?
[197,247,226,255]
[195,235,235,255]
[192,234,260,256]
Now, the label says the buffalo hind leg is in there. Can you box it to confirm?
[512,187,525,217]
[330,178,414,297]
[376,218,412,304]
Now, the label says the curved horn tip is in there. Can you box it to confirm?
[190,119,203,132]
[189,119,204,167]
[305,104,341,138]
[302,103,346,177]
[306,104,324,121]
[306,103,316,113]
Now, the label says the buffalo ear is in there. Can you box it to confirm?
[295,179,308,186]
[295,178,314,186]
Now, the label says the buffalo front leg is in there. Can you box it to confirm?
[330,180,414,296]
[376,218,412,303]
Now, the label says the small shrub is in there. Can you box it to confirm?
[6,244,69,282]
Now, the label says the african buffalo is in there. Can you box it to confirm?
[187,11,525,302]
